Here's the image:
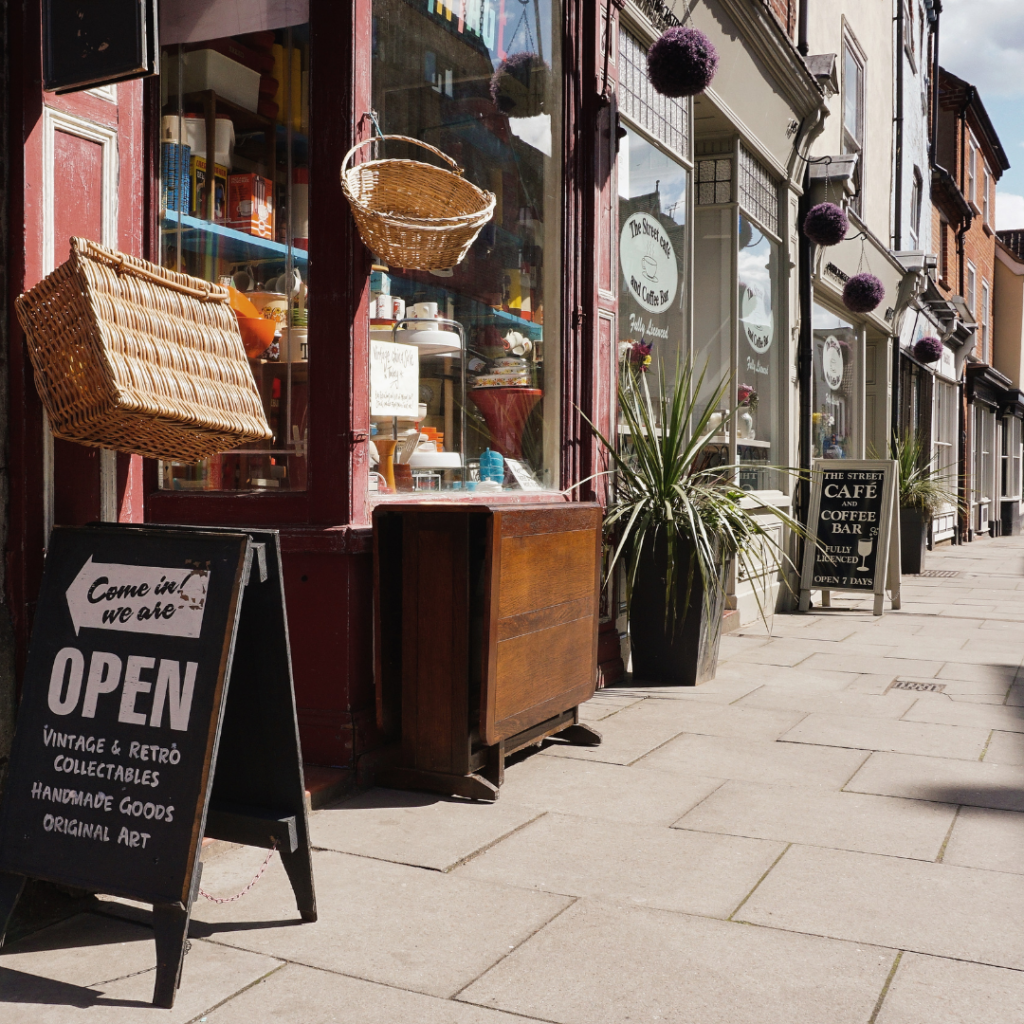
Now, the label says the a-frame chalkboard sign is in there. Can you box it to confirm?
[799,460,902,616]
[0,524,315,1008]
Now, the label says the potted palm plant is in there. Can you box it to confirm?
[891,433,959,574]
[588,358,804,686]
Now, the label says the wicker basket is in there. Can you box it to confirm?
[16,237,272,462]
[341,135,495,270]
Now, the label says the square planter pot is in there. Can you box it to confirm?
[900,506,928,575]
[628,533,726,686]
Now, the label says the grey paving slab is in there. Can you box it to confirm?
[542,698,801,765]
[310,788,542,871]
[875,952,1024,1024]
[843,672,905,693]
[799,652,945,677]
[578,693,645,721]
[499,753,725,826]
[941,806,1024,875]
[984,730,1024,766]
[0,912,280,1023]
[778,712,989,760]
[188,848,571,998]
[455,812,784,918]
[205,964,528,1024]
[674,779,955,860]
[636,733,869,789]
[459,900,895,1024]
[733,687,919,719]
[846,751,1024,811]
[935,661,1022,683]
[901,695,1024,733]
[600,676,764,703]
[716,663,864,690]
[726,637,880,667]
[739,844,1024,969]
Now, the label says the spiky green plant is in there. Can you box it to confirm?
[888,433,960,515]
[584,357,807,630]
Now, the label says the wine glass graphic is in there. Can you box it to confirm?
[856,537,873,572]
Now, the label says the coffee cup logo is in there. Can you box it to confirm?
[620,213,678,315]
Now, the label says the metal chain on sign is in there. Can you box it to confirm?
[198,839,278,904]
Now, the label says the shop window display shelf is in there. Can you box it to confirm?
[161,213,308,266]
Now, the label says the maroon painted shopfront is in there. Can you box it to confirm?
[6,0,626,774]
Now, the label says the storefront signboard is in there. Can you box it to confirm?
[799,460,901,616]
[620,212,679,315]
[43,0,158,94]
[0,525,315,1008]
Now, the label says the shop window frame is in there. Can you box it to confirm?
[142,0,604,526]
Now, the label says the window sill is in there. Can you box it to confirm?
[983,222,994,237]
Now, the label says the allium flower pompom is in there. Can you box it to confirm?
[913,335,943,363]
[803,202,848,247]
[491,52,548,117]
[647,27,719,98]
[843,273,885,313]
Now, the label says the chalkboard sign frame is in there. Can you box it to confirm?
[0,524,315,1008]
[798,460,902,617]
[43,0,159,95]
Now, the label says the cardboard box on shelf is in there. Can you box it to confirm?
[190,157,228,222]
[228,174,274,239]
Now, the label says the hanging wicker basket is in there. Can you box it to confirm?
[15,237,272,463]
[341,135,495,270]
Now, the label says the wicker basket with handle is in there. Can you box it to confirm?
[341,135,496,270]
[15,237,272,462]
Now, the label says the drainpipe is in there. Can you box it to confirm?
[894,0,904,250]
[798,178,814,525]
[798,0,809,56]
[928,2,940,169]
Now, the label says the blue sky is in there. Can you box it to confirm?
[940,0,1024,228]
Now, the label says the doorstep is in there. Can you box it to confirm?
[200,765,355,861]
[722,608,741,634]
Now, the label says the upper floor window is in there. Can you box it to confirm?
[983,165,991,225]
[967,140,977,205]
[967,260,976,314]
[981,280,991,361]
[843,39,864,216]
[909,167,922,247]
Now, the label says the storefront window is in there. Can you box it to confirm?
[736,212,779,489]
[367,0,563,495]
[812,303,859,459]
[158,15,311,491]
[617,125,688,397]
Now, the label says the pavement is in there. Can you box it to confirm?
[3,534,1024,1022]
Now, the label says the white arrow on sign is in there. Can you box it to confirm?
[66,557,209,638]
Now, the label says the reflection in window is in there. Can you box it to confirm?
[812,304,858,460]
[159,20,310,491]
[368,0,563,495]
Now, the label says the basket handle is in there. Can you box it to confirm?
[341,134,464,178]
[73,237,228,303]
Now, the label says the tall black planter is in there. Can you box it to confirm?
[900,506,928,575]
[629,534,726,686]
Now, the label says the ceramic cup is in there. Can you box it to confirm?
[410,301,438,320]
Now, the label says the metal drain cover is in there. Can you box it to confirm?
[918,570,959,578]
[888,679,946,693]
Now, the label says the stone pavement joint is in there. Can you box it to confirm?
[3,535,1024,1022]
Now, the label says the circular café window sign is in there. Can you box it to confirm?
[620,213,678,315]
[822,335,844,390]
[739,282,772,353]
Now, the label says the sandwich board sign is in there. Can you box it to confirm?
[799,460,901,616]
[0,524,316,1008]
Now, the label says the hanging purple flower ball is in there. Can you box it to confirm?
[491,52,549,117]
[913,335,943,363]
[803,202,848,247]
[647,27,719,98]
[843,273,885,314]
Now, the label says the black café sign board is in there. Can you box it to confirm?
[0,525,315,1008]
[799,460,901,616]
